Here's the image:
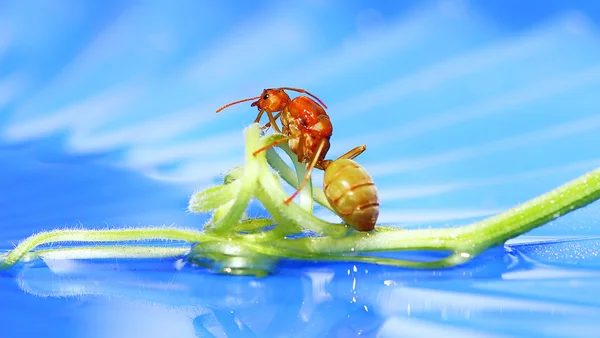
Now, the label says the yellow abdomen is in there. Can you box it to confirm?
[323,159,379,231]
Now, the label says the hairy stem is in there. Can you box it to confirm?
[266,144,333,211]
[33,246,190,260]
[205,126,262,233]
[462,166,600,254]
[0,228,204,269]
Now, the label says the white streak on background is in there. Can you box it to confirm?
[330,18,562,118]
[337,63,600,150]
[67,95,233,153]
[378,183,467,201]
[186,17,307,87]
[272,4,442,87]
[3,84,142,142]
[382,285,596,314]
[316,207,503,224]
[0,73,25,108]
[123,130,242,169]
[377,158,600,202]
[379,316,508,338]
[501,266,600,280]
[9,4,148,121]
[376,283,600,336]
[51,7,143,88]
[366,115,600,178]
[143,158,243,185]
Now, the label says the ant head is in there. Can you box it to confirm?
[216,87,324,114]
[250,88,290,112]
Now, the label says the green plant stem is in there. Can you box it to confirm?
[255,155,350,237]
[30,246,190,260]
[283,228,460,254]
[205,127,261,233]
[0,228,205,269]
[279,143,313,212]
[462,166,600,254]
[265,144,333,211]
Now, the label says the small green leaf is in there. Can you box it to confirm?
[223,166,244,184]
[188,181,241,213]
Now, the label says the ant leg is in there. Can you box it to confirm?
[336,145,366,161]
[315,145,366,170]
[256,110,282,134]
[262,112,282,133]
[252,136,291,156]
[284,138,327,205]
[261,113,276,129]
[253,109,265,124]
[278,87,328,109]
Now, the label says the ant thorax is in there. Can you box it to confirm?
[285,120,303,161]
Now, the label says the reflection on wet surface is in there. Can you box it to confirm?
[2,237,600,338]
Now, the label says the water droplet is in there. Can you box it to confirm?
[364,305,369,312]
[353,265,358,272]
[460,252,470,258]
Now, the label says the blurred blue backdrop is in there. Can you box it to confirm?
[1,0,600,337]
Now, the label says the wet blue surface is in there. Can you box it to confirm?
[2,238,600,337]
[3,0,600,337]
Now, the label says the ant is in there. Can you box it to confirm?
[217,87,379,231]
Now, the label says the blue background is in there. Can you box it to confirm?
[1,1,600,337]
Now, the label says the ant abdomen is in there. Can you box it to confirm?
[323,159,379,231]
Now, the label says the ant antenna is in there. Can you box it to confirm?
[279,87,328,109]
[216,96,260,113]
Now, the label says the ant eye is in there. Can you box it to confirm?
[263,94,269,100]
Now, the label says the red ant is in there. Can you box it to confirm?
[217,87,378,231]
